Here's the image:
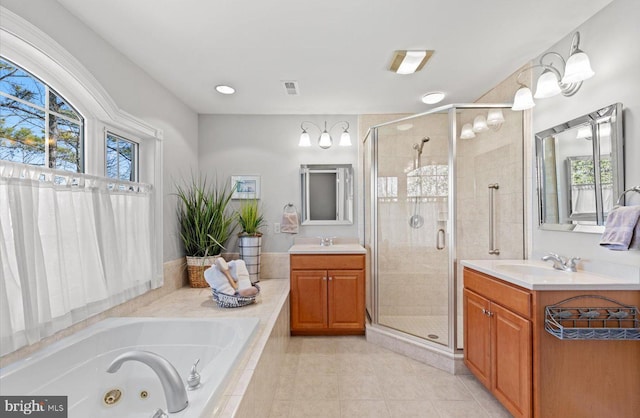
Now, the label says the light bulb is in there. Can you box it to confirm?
[511,87,535,111]
[339,131,352,146]
[299,131,311,147]
[318,131,332,149]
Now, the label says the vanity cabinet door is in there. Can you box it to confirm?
[290,269,328,331]
[290,254,365,335]
[327,269,365,330]
[463,268,532,418]
[491,303,532,418]
[464,289,491,388]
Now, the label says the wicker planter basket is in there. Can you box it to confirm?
[186,255,219,288]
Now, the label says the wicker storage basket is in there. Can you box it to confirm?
[211,284,260,308]
[186,256,219,288]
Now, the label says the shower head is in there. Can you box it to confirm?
[413,137,431,154]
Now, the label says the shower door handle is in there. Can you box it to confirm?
[488,183,500,255]
[436,228,445,250]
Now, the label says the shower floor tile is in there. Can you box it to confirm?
[378,315,449,343]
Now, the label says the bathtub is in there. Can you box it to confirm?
[0,317,259,417]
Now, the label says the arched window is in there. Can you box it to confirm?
[0,7,163,357]
[0,57,85,172]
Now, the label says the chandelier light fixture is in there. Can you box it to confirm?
[512,32,595,111]
[299,121,351,149]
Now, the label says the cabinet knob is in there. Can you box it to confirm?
[323,277,327,281]
[328,277,333,281]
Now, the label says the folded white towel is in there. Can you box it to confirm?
[281,211,299,234]
[204,264,235,294]
[600,206,640,251]
[228,260,252,291]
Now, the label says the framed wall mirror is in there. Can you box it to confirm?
[535,103,624,233]
[300,164,353,225]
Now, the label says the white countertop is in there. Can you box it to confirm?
[288,237,366,254]
[461,259,640,291]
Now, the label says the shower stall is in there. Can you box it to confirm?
[363,104,524,370]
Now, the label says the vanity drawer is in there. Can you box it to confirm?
[464,268,531,319]
[290,254,365,270]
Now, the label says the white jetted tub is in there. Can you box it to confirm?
[0,317,259,417]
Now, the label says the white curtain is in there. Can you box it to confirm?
[0,162,158,356]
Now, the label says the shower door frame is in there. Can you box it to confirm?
[366,103,513,354]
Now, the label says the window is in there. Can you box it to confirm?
[106,132,138,181]
[407,164,449,198]
[0,57,84,172]
[377,176,398,201]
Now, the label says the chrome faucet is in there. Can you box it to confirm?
[106,350,188,413]
[319,236,335,246]
[541,253,580,272]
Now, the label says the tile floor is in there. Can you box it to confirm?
[269,336,512,418]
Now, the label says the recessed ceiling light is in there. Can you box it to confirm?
[389,50,434,75]
[421,92,445,104]
[215,85,235,95]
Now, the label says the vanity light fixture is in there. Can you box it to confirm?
[461,109,505,139]
[512,32,595,111]
[389,50,434,75]
[215,85,235,95]
[298,121,351,149]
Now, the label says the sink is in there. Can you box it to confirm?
[494,264,563,277]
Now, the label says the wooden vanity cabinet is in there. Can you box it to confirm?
[290,254,365,335]
[464,267,640,418]
[463,268,532,418]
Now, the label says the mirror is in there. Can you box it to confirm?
[300,164,353,225]
[535,103,624,233]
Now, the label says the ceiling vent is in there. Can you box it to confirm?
[282,80,300,96]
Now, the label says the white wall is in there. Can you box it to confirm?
[531,0,640,273]
[0,0,199,262]
[198,114,360,252]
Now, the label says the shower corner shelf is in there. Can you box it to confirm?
[544,295,640,341]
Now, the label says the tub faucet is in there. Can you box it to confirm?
[106,350,188,413]
[541,253,580,272]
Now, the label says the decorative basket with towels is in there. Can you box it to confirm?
[204,258,260,308]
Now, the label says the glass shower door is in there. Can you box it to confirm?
[374,112,451,346]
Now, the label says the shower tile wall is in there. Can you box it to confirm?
[455,108,524,348]
[456,109,524,261]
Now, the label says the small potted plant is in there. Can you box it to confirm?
[175,175,235,287]
[236,199,265,283]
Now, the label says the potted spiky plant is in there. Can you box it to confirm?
[236,199,265,283]
[176,175,235,287]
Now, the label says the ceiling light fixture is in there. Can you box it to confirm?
[389,50,434,75]
[512,32,594,111]
[215,85,235,95]
[299,121,351,149]
[421,92,445,105]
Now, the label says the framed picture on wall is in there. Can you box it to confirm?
[231,175,261,199]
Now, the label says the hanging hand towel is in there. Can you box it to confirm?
[281,204,299,234]
[599,205,640,250]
